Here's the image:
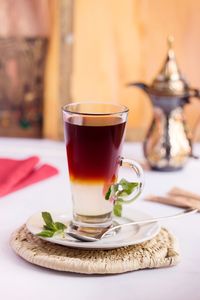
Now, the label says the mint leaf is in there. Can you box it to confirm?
[36,230,55,237]
[37,212,67,238]
[42,212,54,229]
[113,202,122,217]
[54,222,67,231]
[43,225,53,230]
[105,178,140,217]
[105,186,111,200]
[118,179,139,195]
[112,183,119,193]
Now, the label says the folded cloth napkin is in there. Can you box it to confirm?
[0,156,58,197]
[145,187,200,210]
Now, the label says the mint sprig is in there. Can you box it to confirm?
[37,212,67,238]
[105,178,139,217]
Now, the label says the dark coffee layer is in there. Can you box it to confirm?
[65,116,126,182]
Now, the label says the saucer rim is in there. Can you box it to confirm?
[26,208,161,250]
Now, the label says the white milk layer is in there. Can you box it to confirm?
[71,182,113,216]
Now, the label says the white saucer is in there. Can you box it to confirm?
[26,208,160,249]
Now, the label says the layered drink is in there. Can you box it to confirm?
[64,114,126,226]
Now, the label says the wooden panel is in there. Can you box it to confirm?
[43,0,73,140]
[0,0,49,37]
[43,0,60,139]
[0,0,50,138]
[73,0,200,141]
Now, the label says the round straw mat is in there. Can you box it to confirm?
[10,225,180,274]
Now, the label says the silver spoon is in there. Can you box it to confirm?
[67,208,198,242]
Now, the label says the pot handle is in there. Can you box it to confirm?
[187,88,200,159]
[188,88,200,98]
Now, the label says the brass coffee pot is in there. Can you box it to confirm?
[129,37,200,171]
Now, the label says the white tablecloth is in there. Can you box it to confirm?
[0,138,199,300]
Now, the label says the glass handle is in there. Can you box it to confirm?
[119,157,145,203]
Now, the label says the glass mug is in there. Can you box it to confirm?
[62,102,144,232]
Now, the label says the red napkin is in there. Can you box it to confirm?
[0,156,59,197]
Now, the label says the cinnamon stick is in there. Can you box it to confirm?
[145,195,200,210]
[168,187,200,201]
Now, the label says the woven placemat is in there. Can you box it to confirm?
[10,225,180,274]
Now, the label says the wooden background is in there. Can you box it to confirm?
[44,0,200,141]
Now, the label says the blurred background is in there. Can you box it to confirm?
[0,0,200,141]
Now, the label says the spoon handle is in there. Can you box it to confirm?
[102,208,198,239]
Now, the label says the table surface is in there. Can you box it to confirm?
[0,138,199,300]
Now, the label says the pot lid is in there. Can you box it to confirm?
[150,36,190,96]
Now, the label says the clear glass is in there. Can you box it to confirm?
[62,102,144,232]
